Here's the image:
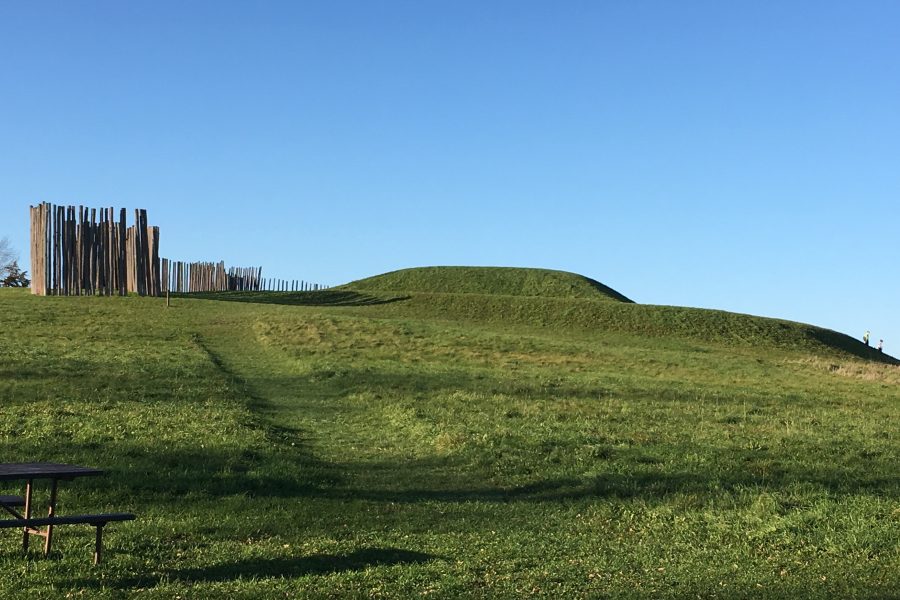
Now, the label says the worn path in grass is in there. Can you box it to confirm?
[195,294,900,599]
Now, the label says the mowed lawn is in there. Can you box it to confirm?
[0,287,897,598]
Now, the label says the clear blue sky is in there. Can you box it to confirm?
[2,1,897,350]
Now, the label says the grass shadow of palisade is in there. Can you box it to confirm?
[180,290,410,307]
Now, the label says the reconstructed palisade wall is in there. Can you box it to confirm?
[29,202,322,296]
[161,260,263,293]
[29,202,160,296]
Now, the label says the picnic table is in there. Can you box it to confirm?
[0,462,134,564]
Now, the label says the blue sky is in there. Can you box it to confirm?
[2,1,897,351]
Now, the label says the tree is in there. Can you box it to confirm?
[0,237,14,272]
[0,238,29,287]
[1,260,29,287]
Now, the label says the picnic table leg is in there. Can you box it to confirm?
[94,524,104,565]
[44,479,58,557]
[22,480,33,553]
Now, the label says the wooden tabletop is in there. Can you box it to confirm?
[0,463,103,481]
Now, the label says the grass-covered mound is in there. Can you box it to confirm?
[344,266,634,302]
[362,293,890,362]
[332,267,890,364]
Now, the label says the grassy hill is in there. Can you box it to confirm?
[345,266,634,302]
[339,266,892,364]
[0,271,897,598]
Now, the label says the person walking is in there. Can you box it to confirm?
[864,331,870,346]
[878,339,883,353]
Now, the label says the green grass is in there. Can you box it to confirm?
[344,266,634,302]
[0,270,897,598]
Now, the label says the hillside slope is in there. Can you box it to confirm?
[1,286,897,597]
[338,266,892,363]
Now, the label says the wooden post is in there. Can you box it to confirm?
[99,209,107,294]
[89,208,96,293]
[28,206,37,295]
[60,206,68,296]
[148,225,160,296]
[74,206,82,295]
[139,209,148,296]
[28,206,38,295]
[125,227,134,294]
[69,206,75,295]
[53,204,60,294]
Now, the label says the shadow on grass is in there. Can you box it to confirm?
[182,547,439,580]
[78,547,440,589]
[306,467,897,505]
[53,355,894,504]
[807,328,900,364]
[180,290,410,307]
[16,439,890,509]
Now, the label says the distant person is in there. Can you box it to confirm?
[878,340,883,353]
[863,331,870,346]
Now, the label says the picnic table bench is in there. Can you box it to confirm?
[0,463,135,564]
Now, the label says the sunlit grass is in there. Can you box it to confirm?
[0,285,896,598]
